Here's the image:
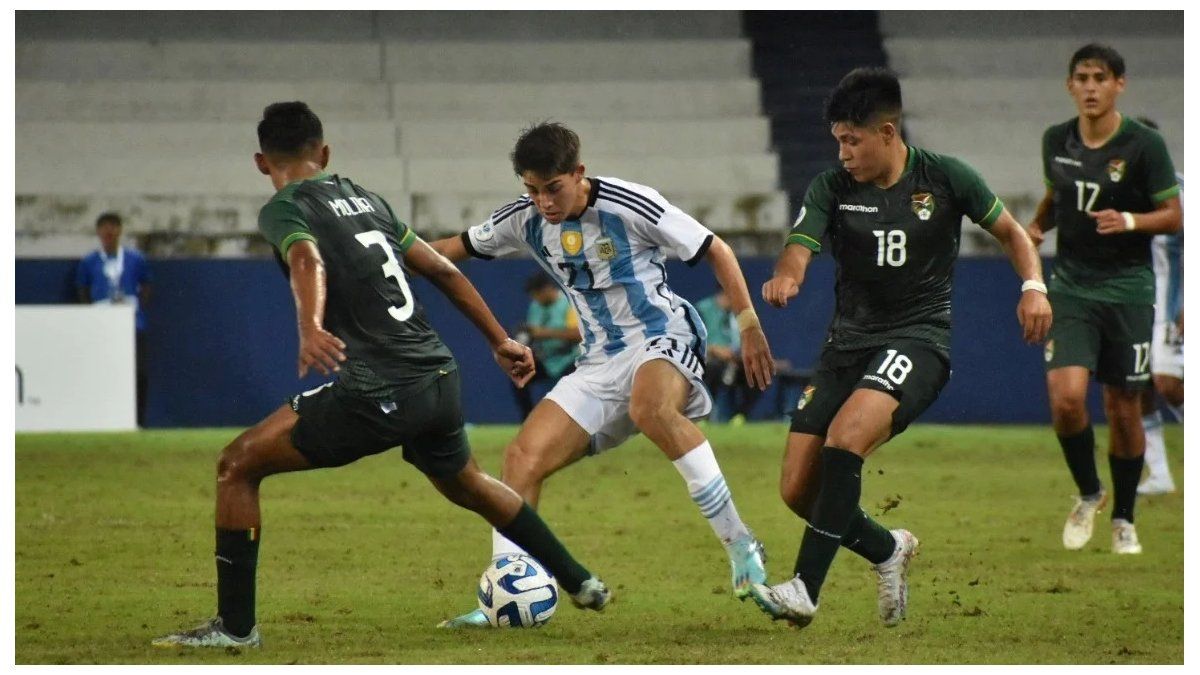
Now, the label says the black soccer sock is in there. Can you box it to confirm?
[1058,426,1102,497]
[1109,454,1145,523]
[497,503,590,594]
[793,447,864,603]
[216,528,260,638]
[841,507,897,565]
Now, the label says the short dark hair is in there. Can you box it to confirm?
[510,122,580,178]
[524,272,557,294]
[824,67,903,127]
[1069,44,1125,78]
[95,212,122,229]
[1136,116,1159,130]
[257,101,324,157]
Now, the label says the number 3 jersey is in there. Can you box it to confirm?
[462,176,711,367]
[1042,115,1180,306]
[258,172,454,399]
[788,146,1004,355]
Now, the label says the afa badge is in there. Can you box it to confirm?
[911,192,936,221]
[797,385,817,411]
[596,236,617,261]
[561,230,583,256]
[1107,158,1126,183]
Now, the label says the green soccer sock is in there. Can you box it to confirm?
[841,507,897,565]
[793,447,863,603]
[216,527,260,639]
[497,503,591,594]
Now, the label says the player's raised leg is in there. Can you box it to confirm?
[1048,366,1108,549]
[629,358,766,597]
[749,389,897,627]
[426,455,611,609]
[153,404,314,648]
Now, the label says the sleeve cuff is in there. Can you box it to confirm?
[685,233,714,267]
[786,232,822,254]
[397,228,418,253]
[1152,184,1182,204]
[977,197,1004,228]
[279,232,317,258]
[461,231,494,260]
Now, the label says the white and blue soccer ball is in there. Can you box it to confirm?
[477,554,559,628]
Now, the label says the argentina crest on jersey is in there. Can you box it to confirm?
[595,236,617,261]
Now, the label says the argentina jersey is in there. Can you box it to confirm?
[462,176,712,366]
[1152,172,1184,325]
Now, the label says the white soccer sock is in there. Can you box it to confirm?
[491,528,525,561]
[672,441,751,545]
[1142,411,1172,481]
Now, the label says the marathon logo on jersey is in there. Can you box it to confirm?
[561,231,584,256]
[326,197,376,218]
[1107,158,1127,183]
[595,236,617,261]
[838,204,879,213]
[911,192,936,221]
[796,385,816,410]
[1054,156,1083,167]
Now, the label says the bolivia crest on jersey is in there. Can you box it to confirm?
[911,192,936,221]
[1107,158,1126,183]
[561,231,583,256]
[596,236,617,261]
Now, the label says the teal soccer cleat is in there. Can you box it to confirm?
[437,608,492,628]
[728,535,767,599]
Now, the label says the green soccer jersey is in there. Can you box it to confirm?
[787,146,1004,354]
[1042,115,1180,305]
[258,172,455,399]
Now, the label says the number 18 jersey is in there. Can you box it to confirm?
[258,173,454,399]
[788,146,1003,355]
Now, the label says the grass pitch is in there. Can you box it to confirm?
[15,423,1183,664]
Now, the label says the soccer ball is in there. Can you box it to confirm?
[477,554,559,628]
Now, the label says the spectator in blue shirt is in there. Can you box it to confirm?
[512,273,581,418]
[76,212,152,426]
[695,289,762,424]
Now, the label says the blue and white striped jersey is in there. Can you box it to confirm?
[463,176,711,366]
[1151,172,1184,324]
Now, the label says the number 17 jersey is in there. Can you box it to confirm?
[787,146,1004,355]
[258,172,455,399]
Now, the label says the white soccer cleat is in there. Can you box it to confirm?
[569,576,613,611]
[1137,475,1176,495]
[873,529,919,627]
[1062,490,1108,550]
[1112,519,1143,554]
[747,576,818,628]
[151,617,261,649]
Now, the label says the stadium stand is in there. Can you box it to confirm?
[880,10,1183,253]
[15,11,787,257]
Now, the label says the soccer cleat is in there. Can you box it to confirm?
[1112,519,1143,554]
[747,576,818,628]
[569,576,613,611]
[151,617,261,649]
[872,529,919,627]
[727,535,768,599]
[1062,490,1108,550]
[436,608,492,629]
[1137,475,1176,495]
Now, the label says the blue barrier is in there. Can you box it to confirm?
[17,256,1105,428]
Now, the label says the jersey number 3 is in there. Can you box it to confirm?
[355,230,415,322]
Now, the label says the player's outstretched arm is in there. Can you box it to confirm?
[987,210,1053,345]
[1026,187,1056,247]
[762,243,813,309]
[403,238,535,387]
[1088,195,1182,236]
[427,234,472,263]
[286,240,347,377]
[704,235,775,390]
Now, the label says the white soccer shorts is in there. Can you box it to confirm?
[545,334,713,454]
[1151,320,1184,380]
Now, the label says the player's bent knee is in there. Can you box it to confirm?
[1049,395,1087,427]
[628,397,676,434]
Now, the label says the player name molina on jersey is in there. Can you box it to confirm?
[327,197,377,218]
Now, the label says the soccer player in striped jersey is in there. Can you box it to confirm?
[431,122,776,628]
[1136,118,1183,495]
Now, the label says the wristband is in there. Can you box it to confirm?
[736,308,761,332]
[1122,212,1136,231]
[1021,280,1048,295]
